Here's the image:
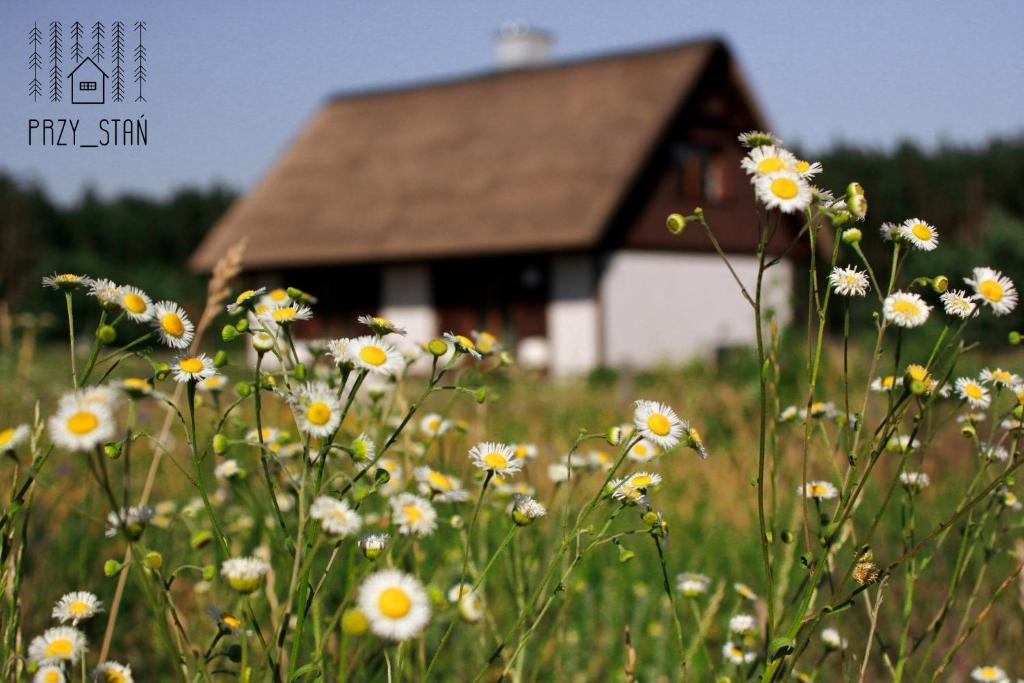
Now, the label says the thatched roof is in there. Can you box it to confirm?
[191,38,748,271]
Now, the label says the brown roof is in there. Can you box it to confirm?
[191,39,747,271]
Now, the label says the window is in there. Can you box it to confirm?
[670,143,726,202]
[79,81,97,91]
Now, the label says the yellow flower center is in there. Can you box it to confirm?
[881,376,895,387]
[979,279,1004,302]
[403,505,422,523]
[633,443,648,456]
[810,484,827,496]
[0,428,13,446]
[45,672,61,683]
[646,413,671,436]
[45,638,74,658]
[907,365,928,382]
[428,471,453,490]
[980,668,999,679]
[161,313,185,337]
[770,177,799,199]
[757,157,787,174]
[269,288,288,301]
[689,428,702,442]
[427,418,441,431]
[273,307,297,321]
[630,475,653,488]
[910,223,932,241]
[359,345,387,366]
[67,411,98,435]
[223,615,242,629]
[965,384,983,400]
[123,378,151,391]
[993,369,1013,382]
[236,290,256,303]
[892,300,921,317]
[122,293,147,313]
[483,452,508,470]
[105,671,126,683]
[69,600,91,615]
[456,335,476,350]
[373,316,392,326]
[306,402,332,426]
[515,445,529,459]
[794,160,810,173]
[378,587,412,618]
[179,357,204,374]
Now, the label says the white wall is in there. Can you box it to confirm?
[546,254,600,376]
[600,251,792,367]
[379,264,436,342]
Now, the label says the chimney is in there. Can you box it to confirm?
[495,21,553,69]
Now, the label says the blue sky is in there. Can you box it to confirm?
[1,0,1022,204]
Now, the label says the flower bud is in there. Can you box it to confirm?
[154,362,170,381]
[846,181,864,197]
[618,546,635,563]
[145,551,163,570]
[961,423,976,438]
[97,325,117,345]
[104,559,123,577]
[841,228,862,244]
[1009,331,1021,345]
[191,530,214,550]
[474,387,487,404]
[666,213,686,235]
[848,194,868,220]
[909,379,927,396]
[213,350,229,368]
[931,275,949,293]
[293,363,306,380]
[427,338,448,356]
[203,565,217,581]
[252,332,274,353]
[104,442,122,459]
[641,511,660,526]
[286,287,304,301]
[213,433,229,455]
[221,325,239,342]
[830,210,852,227]
[606,426,622,446]
[235,318,250,333]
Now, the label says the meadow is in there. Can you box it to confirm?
[1,133,1023,682]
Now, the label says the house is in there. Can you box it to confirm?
[190,32,797,375]
[68,57,107,104]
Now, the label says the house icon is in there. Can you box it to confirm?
[68,57,107,104]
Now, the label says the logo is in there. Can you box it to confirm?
[27,20,149,148]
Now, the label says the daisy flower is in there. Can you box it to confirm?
[741,145,796,177]
[627,438,659,462]
[291,382,342,438]
[510,494,547,526]
[443,332,482,359]
[33,665,66,683]
[358,532,391,560]
[172,354,216,383]
[87,278,122,308]
[468,442,523,477]
[95,662,133,683]
[196,374,228,393]
[513,443,538,461]
[733,582,758,601]
[955,377,991,409]
[821,627,847,650]
[214,459,241,479]
[246,427,281,445]
[105,506,153,540]
[633,400,685,449]
[49,395,115,451]
[356,569,431,641]
[829,266,870,297]
[547,463,571,483]
[755,171,812,213]
[326,338,352,367]
[0,424,30,451]
[358,314,407,337]
[899,471,930,492]
[676,572,710,597]
[939,289,977,319]
[261,287,292,309]
[729,614,756,635]
[998,490,1022,511]
[981,368,1019,388]
[472,330,500,355]
[390,494,437,537]
[226,287,267,315]
[28,626,86,665]
[348,336,404,376]
[799,481,838,500]
[737,131,781,149]
[883,292,931,328]
[778,406,799,422]
[152,301,195,349]
[971,666,1009,682]
[221,557,271,594]
[886,435,920,453]
[52,592,103,625]
[793,159,823,178]
[261,303,313,326]
[41,273,92,291]
[419,413,451,437]
[966,267,1018,315]
[979,442,1009,463]
[413,467,469,503]
[310,496,363,538]
[722,641,757,665]
[879,222,900,242]
[870,375,902,393]
[898,218,938,251]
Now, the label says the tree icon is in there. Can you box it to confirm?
[48,21,62,102]
[29,23,43,101]
[133,21,147,103]
[91,21,105,62]
[70,21,85,64]
[111,20,126,103]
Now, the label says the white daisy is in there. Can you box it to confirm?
[413,467,469,503]
[310,496,363,538]
[390,493,437,537]
[196,373,229,393]
[87,278,122,308]
[260,303,313,326]
[940,289,977,319]
[52,592,103,625]
[214,459,241,479]
[28,626,86,665]
[48,395,115,452]
[468,442,523,477]
[733,582,758,601]
[510,494,547,526]
[676,572,710,597]
[347,336,404,376]
[979,442,1009,463]
[981,368,1020,388]
[793,159,823,178]
[737,131,781,149]
[356,569,430,641]
[419,413,451,438]
[547,463,571,483]
[246,427,281,445]
[358,532,391,560]
[104,506,153,539]
[899,471,930,492]
[870,375,903,393]
[883,292,931,328]
[729,614,757,635]
[898,218,938,251]
[741,145,796,177]
[221,557,271,594]
[829,266,870,297]
[291,382,342,438]
[260,287,292,309]
[971,666,1009,682]
[471,330,501,355]
[627,438,659,463]
[755,171,812,213]
[116,285,154,322]
[226,287,267,315]
[357,314,407,337]
[42,273,92,291]
[799,481,837,500]
[443,332,483,359]
[33,665,66,683]
[0,424,30,451]
[722,641,757,664]
[172,353,216,383]
[95,661,134,683]
[879,222,900,242]
[821,627,847,650]
[152,301,195,349]
[633,400,685,449]
[966,267,1018,315]
[955,377,991,409]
